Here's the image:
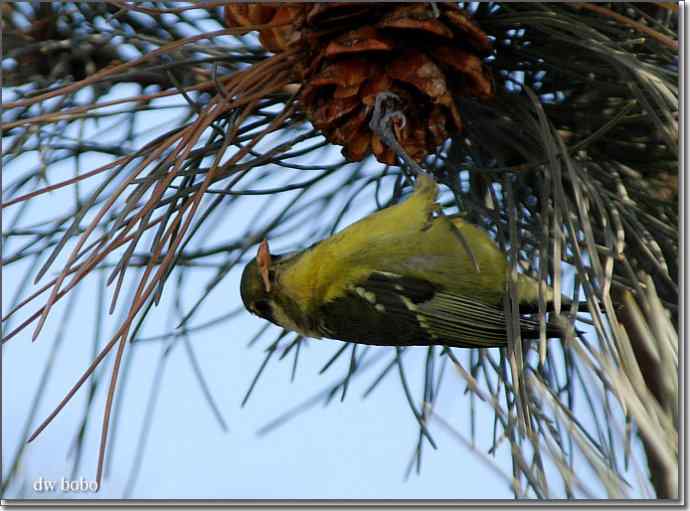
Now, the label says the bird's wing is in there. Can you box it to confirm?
[316,271,549,348]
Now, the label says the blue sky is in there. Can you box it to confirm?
[2,86,524,498]
[2,124,651,500]
[2,5,655,500]
[4,228,521,499]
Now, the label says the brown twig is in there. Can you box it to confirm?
[574,3,678,50]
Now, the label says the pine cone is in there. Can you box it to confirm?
[225,3,494,164]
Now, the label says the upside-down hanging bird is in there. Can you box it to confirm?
[240,174,578,348]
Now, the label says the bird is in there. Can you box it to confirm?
[240,173,581,348]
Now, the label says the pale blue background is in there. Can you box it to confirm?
[3,82,522,500]
[2,7,652,500]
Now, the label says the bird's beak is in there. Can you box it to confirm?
[257,239,272,292]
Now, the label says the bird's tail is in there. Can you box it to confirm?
[518,313,582,341]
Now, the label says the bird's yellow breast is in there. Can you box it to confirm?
[277,175,514,314]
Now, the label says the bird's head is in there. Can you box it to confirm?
[240,240,282,323]
[240,240,321,338]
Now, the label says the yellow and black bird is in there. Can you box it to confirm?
[240,174,576,348]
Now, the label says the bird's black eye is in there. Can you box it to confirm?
[254,300,271,316]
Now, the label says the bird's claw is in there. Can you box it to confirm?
[370,92,405,134]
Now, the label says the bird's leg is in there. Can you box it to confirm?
[369,92,427,179]
[370,93,478,271]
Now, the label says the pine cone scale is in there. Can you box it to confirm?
[225,2,494,164]
[377,5,455,38]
